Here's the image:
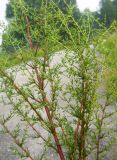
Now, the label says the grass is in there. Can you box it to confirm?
[98,31,117,103]
[0,49,45,70]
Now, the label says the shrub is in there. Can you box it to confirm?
[0,1,116,160]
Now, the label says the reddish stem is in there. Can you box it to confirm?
[45,105,65,160]
[25,16,33,50]
[74,121,80,150]
[34,65,65,160]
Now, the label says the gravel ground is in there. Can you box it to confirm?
[0,134,19,160]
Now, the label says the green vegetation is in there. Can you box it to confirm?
[2,0,80,53]
[0,0,117,160]
[0,49,45,69]
[99,0,117,27]
[99,31,117,103]
[2,0,117,53]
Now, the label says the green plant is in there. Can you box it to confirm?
[0,0,116,160]
[91,27,117,160]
